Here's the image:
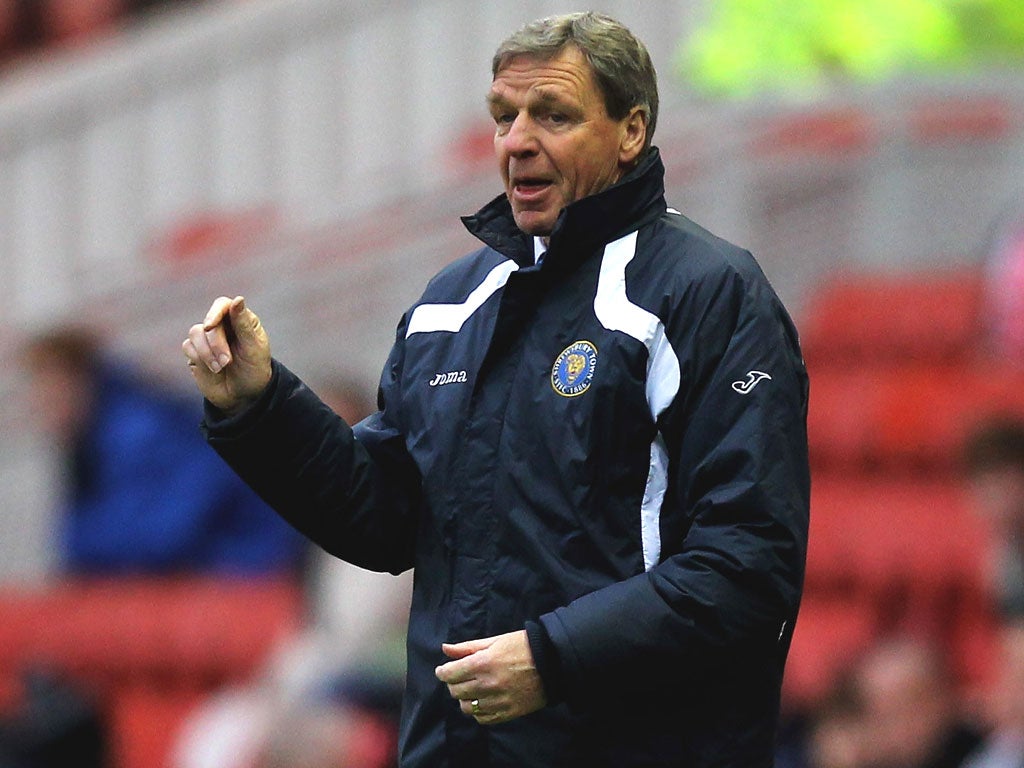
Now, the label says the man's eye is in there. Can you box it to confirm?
[547,113,568,125]
[495,113,514,125]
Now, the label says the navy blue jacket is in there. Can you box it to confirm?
[204,148,810,767]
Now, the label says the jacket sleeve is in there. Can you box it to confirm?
[202,319,421,575]
[536,261,810,703]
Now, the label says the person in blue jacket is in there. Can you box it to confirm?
[183,12,810,767]
[24,326,305,575]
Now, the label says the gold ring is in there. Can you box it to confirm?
[470,699,481,716]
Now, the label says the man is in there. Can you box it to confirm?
[183,12,809,767]
[851,638,982,768]
[963,416,1024,618]
[22,325,304,575]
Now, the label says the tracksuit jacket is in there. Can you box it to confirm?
[203,147,811,767]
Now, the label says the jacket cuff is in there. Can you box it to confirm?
[201,360,281,436]
[525,619,564,705]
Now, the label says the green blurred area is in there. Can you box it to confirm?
[681,0,1024,98]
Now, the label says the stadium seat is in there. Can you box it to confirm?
[42,0,125,45]
[752,107,875,158]
[808,361,1024,470]
[800,269,985,365]
[0,577,302,768]
[784,592,878,709]
[807,473,989,595]
[909,97,1014,145]
[802,472,998,697]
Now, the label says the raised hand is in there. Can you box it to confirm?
[182,296,272,415]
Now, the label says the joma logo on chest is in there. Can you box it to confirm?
[429,370,468,387]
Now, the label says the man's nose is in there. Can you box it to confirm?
[504,114,538,156]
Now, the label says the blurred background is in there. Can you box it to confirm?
[1,1,1023,767]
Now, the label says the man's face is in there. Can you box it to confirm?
[968,466,1024,540]
[488,45,645,238]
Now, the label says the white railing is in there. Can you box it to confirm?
[0,0,697,327]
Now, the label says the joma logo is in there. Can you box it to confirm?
[429,370,468,387]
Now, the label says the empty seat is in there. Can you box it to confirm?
[809,360,1024,470]
[801,269,984,365]
[807,473,991,602]
[784,592,878,709]
[0,577,302,768]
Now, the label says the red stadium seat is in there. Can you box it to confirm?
[752,108,875,158]
[801,269,985,365]
[0,577,302,768]
[42,0,125,45]
[784,592,877,709]
[807,474,990,595]
[803,473,999,696]
[808,361,1024,470]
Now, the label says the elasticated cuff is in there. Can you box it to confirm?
[201,360,282,436]
[524,619,565,705]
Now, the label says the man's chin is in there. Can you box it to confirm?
[511,211,556,238]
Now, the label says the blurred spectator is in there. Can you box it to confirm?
[963,618,1024,768]
[21,325,305,576]
[982,203,1024,363]
[171,374,411,768]
[802,677,868,768]
[963,416,1024,618]
[777,636,983,768]
[851,637,982,768]
[249,697,397,768]
[0,669,107,768]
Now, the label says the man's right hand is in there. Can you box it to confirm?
[182,296,272,415]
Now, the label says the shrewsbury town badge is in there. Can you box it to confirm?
[551,340,598,397]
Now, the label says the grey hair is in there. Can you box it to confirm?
[492,12,658,153]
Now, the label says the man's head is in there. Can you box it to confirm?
[852,638,958,768]
[488,13,658,237]
[963,416,1024,542]
[21,326,102,445]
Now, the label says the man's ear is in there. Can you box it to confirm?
[619,106,647,166]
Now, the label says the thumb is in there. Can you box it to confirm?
[228,296,271,355]
[228,296,257,339]
[441,638,494,660]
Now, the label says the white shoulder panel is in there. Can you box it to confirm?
[406,260,519,338]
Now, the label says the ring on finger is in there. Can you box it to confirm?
[470,699,482,716]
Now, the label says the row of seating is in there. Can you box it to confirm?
[800,268,985,364]
[0,0,203,68]
[0,577,302,768]
[808,361,1024,470]
[785,266,1004,709]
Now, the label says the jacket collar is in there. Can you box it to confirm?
[462,147,668,268]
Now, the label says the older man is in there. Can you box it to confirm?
[184,12,809,767]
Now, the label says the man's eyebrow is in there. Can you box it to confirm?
[486,89,510,106]
[530,88,565,105]
[486,88,569,109]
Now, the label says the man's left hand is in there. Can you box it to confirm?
[435,630,547,725]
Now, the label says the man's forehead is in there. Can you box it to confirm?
[489,48,594,100]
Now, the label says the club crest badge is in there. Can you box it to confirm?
[551,340,598,397]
